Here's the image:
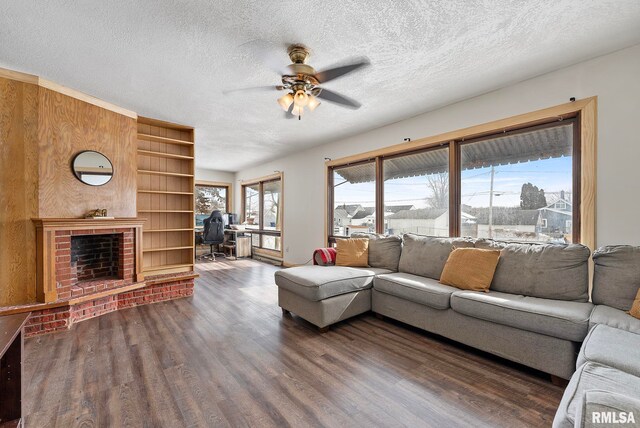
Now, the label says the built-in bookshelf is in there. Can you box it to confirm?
[137,116,195,275]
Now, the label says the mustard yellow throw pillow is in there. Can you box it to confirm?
[440,247,501,292]
[335,238,369,267]
[629,289,640,319]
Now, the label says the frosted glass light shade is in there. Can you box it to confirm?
[293,90,309,107]
[307,95,320,111]
[277,93,294,111]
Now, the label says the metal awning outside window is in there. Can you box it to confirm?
[334,123,573,184]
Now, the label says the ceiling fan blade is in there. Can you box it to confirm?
[258,50,291,76]
[239,39,290,75]
[316,88,361,109]
[314,57,370,83]
[222,85,280,95]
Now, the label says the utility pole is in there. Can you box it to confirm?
[488,165,495,239]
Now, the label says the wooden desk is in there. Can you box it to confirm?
[0,313,29,427]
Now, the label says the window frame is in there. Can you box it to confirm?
[241,172,284,259]
[329,159,378,238]
[325,98,596,249]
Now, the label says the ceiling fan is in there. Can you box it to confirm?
[225,44,370,120]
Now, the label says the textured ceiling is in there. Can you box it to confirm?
[1,1,640,171]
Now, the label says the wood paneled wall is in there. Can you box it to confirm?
[37,88,137,218]
[0,74,138,306]
[0,77,40,305]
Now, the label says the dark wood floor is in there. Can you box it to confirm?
[24,259,564,427]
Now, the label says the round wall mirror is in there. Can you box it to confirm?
[72,151,114,186]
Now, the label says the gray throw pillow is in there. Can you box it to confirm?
[351,233,402,271]
[398,234,475,280]
[592,245,640,310]
[476,239,590,301]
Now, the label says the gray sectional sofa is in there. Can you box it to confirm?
[274,236,640,426]
[373,234,593,380]
[553,246,640,428]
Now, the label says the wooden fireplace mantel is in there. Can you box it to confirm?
[32,217,146,229]
[32,217,146,303]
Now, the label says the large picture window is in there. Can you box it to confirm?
[460,122,575,242]
[327,99,595,247]
[262,180,282,250]
[243,183,260,229]
[195,182,230,228]
[331,162,376,236]
[241,174,283,256]
[383,148,449,237]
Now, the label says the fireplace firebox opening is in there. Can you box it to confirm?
[70,233,121,283]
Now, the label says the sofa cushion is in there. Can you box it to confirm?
[592,245,640,311]
[274,266,391,301]
[352,233,402,271]
[398,234,475,280]
[578,324,640,378]
[553,362,640,428]
[450,290,593,341]
[574,390,640,428]
[589,305,640,335]
[476,239,590,302]
[374,272,459,310]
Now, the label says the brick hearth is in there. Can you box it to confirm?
[24,273,196,336]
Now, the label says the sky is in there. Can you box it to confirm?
[334,155,573,209]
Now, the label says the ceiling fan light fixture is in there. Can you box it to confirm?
[307,95,320,111]
[277,93,294,111]
[293,90,309,107]
[228,44,367,120]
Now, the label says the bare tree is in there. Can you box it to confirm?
[265,190,281,228]
[426,172,449,209]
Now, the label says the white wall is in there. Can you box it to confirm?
[195,168,235,184]
[235,44,640,265]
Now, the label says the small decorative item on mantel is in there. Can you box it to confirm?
[85,208,114,219]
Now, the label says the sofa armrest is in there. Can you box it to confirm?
[313,248,337,266]
[574,389,640,428]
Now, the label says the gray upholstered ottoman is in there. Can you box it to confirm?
[274,265,391,331]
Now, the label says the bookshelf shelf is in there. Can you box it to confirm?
[138,133,194,146]
[138,149,194,160]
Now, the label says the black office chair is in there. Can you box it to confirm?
[199,210,225,261]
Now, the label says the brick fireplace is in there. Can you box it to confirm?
[33,218,144,302]
[25,218,196,336]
